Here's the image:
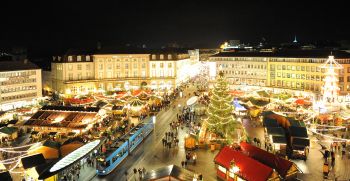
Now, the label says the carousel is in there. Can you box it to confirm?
[127,98,146,117]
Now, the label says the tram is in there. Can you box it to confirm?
[96,117,154,175]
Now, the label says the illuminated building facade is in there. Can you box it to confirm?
[47,49,199,95]
[0,60,42,111]
[209,50,350,95]
[210,52,268,86]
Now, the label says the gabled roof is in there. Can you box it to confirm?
[240,142,293,178]
[288,119,306,127]
[266,127,285,136]
[43,140,61,150]
[0,60,40,72]
[289,126,308,138]
[142,165,197,181]
[272,136,287,144]
[41,105,100,113]
[21,154,46,169]
[263,118,279,127]
[292,137,310,148]
[0,127,18,135]
[0,171,12,181]
[215,146,274,181]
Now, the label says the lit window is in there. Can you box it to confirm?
[77,56,81,61]
[168,63,172,68]
[160,54,164,59]
[152,54,156,59]
[152,63,156,68]
[68,56,73,62]
[77,64,82,70]
[86,56,90,61]
[160,63,164,68]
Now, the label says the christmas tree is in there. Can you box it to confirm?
[321,55,342,104]
[206,71,240,140]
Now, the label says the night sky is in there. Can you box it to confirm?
[1,0,350,52]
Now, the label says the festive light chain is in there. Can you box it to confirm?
[308,128,350,142]
[0,149,28,153]
[307,123,346,129]
[0,142,41,150]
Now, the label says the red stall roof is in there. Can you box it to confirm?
[215,146,273,181]
[240,142,293,178]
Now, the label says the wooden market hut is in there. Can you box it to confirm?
[184,134,197,150]
[265,127,287,154]
[0,126,18,140]
[214,146,280,181]
[240,142,299,180]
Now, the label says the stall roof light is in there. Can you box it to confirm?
[50,140,100,172]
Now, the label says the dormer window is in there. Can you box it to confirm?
[77,56,81,61]
[152,54,156,59]
[86,56,90,61]
[168,54,172,59]
[160,54,164,60]
[53,56,56,61]
[68,56,73,62]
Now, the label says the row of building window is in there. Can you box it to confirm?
[271,64,326,72]
[272,73,325,81]
[152,63,173,69]
[0,78,37,86]
[98,63,148,70]
[1,93,37,101]
[223,70,266,77]
[1,85,37,94]
[98,58,146,62]
[218,63,266,69]
[68,56,90,62]
[0,71,36,78]
[213,57,267,62]
[270,80,322,91]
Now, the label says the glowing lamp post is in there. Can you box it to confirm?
[152,115,156,138]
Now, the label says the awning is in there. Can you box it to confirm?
[39,139,103,180]
[142,165,198,181]
[21,153,46,169]
[52,140,100,171]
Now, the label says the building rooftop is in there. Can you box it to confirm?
[0,60,40,72]
[211,49,350,59]
[95,47,189,55]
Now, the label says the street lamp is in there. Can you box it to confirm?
[152,115,156,137]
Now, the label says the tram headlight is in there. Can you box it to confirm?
[103,170,105,173]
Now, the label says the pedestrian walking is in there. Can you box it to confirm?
[181,161,185,168]
[124,171,128,181]
[142,167,146,176]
